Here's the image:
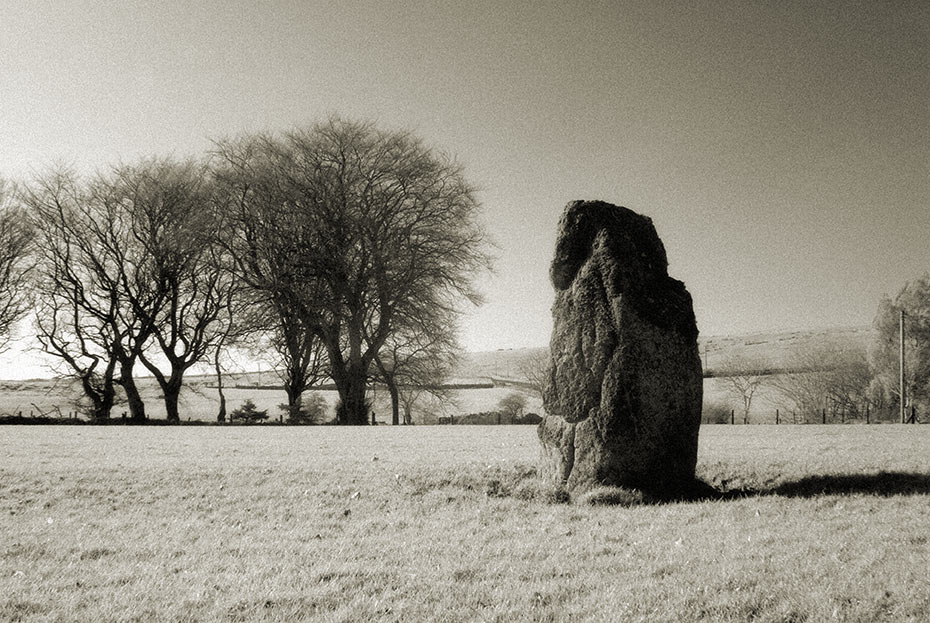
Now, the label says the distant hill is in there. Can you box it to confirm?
[451,347,548,384]
[698,325,874,376]
[2,325,874,389]
[454,325,875,383]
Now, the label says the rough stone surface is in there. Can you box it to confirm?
[538,200,702,495]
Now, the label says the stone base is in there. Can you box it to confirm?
[538,413,700,496]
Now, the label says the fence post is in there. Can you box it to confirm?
[776,408,779,425]
[730,409,734,425]
[866,405,870,424]
[822,408,826,424]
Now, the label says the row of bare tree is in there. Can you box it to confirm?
[717,277,930,423]
[0,118,491,424]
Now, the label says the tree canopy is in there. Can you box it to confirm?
[0,178,34,349]
[214,118,491,424]
[870,274,930,414]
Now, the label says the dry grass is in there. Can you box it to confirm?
[3,425,930,622]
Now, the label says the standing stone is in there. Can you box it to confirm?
[539,200,702,496]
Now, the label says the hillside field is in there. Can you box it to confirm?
[4,424,930,622]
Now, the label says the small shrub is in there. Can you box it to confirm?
[514,412,543,425]
[334,399,373,424]
[448,410,543,425]
[701,400,732,424]
[278,392,327,425]
[230,399,269,423]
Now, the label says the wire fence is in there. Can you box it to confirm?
[703,404,918,425]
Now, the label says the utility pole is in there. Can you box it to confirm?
[900,309,906,424]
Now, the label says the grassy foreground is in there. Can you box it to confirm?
[3,425,930,622]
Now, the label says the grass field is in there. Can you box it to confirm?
[4,424,930,622]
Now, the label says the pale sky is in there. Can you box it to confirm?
[1,1,928,378]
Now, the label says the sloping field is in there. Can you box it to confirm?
[3,425,930,622]
[457,325,874,382]
[452,346,548,383]
[698,325,874,375]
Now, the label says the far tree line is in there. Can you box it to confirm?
[0,118,491,425]
[714,276,930,424]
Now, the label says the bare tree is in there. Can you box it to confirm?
[212,295,260,422]
[398,388,426,425]
[214,118,491,425]
[28,161,241,423]
[25,169,147,420]
[35,295,119,420]
[108,158,238,423]
[0,179,34,349]
[715,352,770,424]
[373,314,458,425]
[517,348,550,399]
[267,304,329,423]
[770,337,871,423]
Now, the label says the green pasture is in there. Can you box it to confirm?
[3,425,930,622]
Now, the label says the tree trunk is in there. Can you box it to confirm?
[324,323,371,425]
[387,377,399,425]
[214,351,226,422]
[285,385,303,422]
[164,381,182,423]
[87,382,115,421]
[119,361,147,423]
[82,360,117,420]
[138,350,186,424]
[374,356,401,426]
[284,361,307,422]
[92,392,115,421]
[343,320,371,425]
[337,366,369,425]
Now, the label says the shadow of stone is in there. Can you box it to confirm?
[666,471,930,504]
[648,478,751,504]
[771,471,930,498]
[406,464,930,507]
